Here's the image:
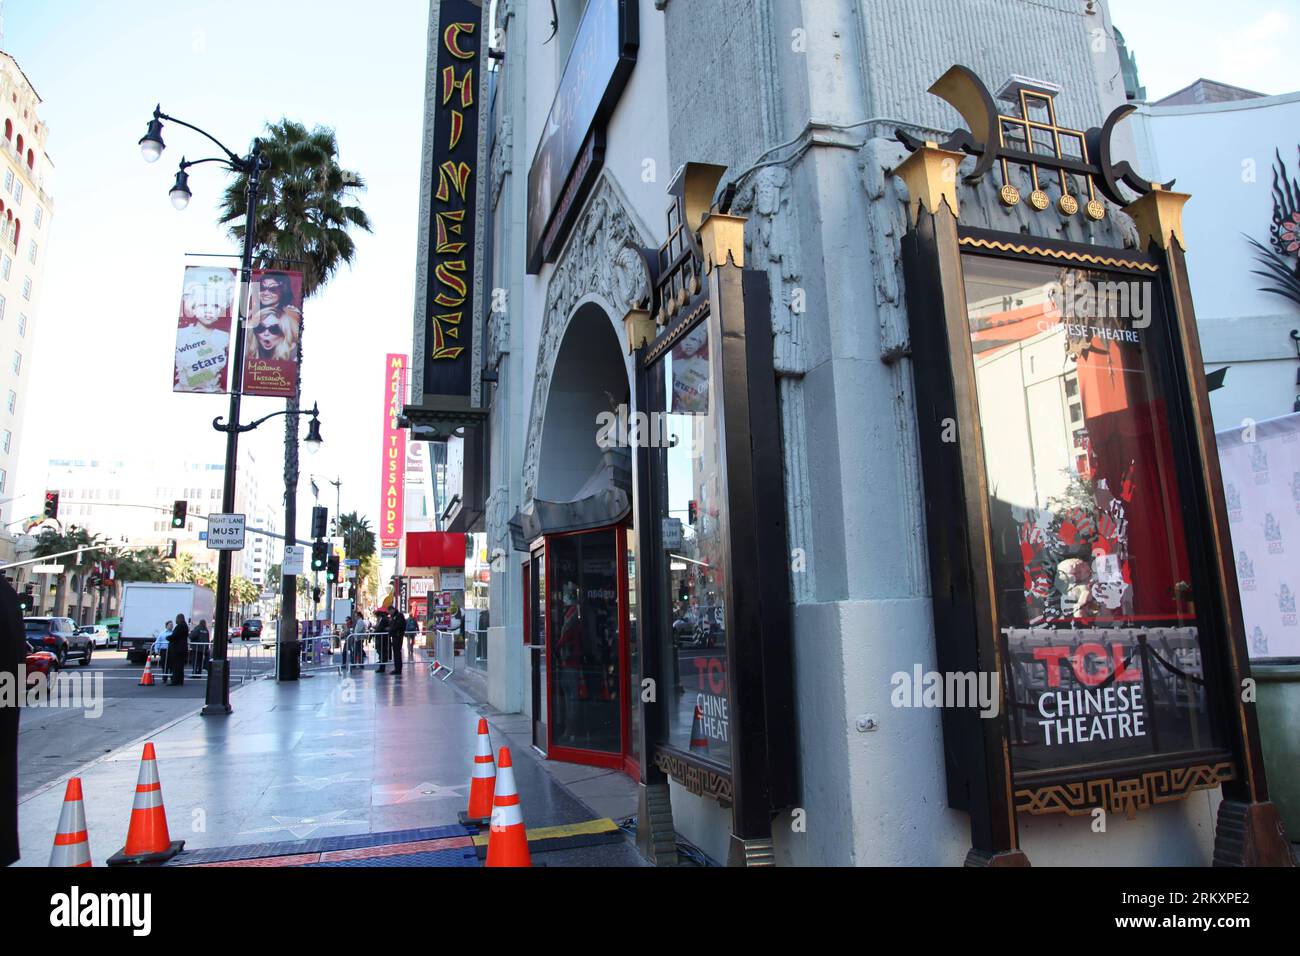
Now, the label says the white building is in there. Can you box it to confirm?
[0,51,53,528]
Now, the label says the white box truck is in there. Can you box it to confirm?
[119,582,216,664]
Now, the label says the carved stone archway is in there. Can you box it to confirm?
[521,171,654,503]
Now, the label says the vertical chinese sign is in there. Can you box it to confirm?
[380,354,408,554]
[412,0,489,413]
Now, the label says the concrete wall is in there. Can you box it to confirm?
[1128,91,1300,430]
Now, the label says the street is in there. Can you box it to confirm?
[17,644,275,800]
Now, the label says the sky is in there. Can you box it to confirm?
[5,0,428,539]
[3,0,1297,546]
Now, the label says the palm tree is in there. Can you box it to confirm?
[112,547,171,585]
[218,119,371,648]
[32,527,106,619]
[337,512,376,562]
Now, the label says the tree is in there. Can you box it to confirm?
[112,547,171,584]
[218,119,371,658]
[338,512,376,563]
[32,526,106,619]
[168,553,198,584]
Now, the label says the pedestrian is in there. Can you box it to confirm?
[169,613,189,687]
[352,613,369,668]
[375,608,390,674]
[153,620,172,680]
[405,612,419,661]
[388,607,407,676]
[0,575,26,865]
[191,619,210,674]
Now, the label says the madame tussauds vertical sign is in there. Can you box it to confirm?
[380,354,407,553]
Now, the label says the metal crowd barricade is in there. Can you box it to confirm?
[428,629,455,680]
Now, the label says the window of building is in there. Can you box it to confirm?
[21,276,30,300]
[13,181,22,205]
[11,351,19,375]
[1,256,10,279]
[17,314,24,337]
[0,295,5,320]
[3,169,11,193]
[27,240,35,265]
[0,469,6,494]
[6,390,14,413]
[2,430,10,453]
[33,206,42,229]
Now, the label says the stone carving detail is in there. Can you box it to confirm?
[485,483,511,551]
[860,137,914,360]
[486,295,510,372]
[490,114,512,212]
[730,166,806,377]
[521,172,653,502]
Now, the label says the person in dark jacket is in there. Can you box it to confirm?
[169,614,189,686]
[0,576,25,866]
[191,619,210,674]
[375,609,390,673]
[388,609,407,676]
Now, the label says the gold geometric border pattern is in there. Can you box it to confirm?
[654,748,734,805]
[644,299,709,365]
[1015,761,1234,820]
[959,235,1160,273]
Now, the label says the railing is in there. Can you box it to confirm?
[464,627,488,672]
[149,641,276,685]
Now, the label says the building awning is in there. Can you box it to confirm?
[509,447,631,551]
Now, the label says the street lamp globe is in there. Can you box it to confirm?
[169,166,192,210]
[304,414,323,454]
[139,116,166,163]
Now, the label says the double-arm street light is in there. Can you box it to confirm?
[140,105,320,714]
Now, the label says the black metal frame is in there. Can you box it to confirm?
[633,250,797,851]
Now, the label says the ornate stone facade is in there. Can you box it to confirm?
[520,171,653,503]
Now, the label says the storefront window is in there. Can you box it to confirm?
[626,528,641,770]
[962,255,1220,774]
[657,321,731,767]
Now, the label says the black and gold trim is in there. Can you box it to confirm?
[1016,762,1236,819]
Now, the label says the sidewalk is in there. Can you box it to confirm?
[14,649,646,867]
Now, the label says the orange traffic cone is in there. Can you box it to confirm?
[107,743,184,865]
[689,703,709,751]
[49,778,92,867]
[485,748,530,867]
[138,659,155,687]
[459,718,496,826]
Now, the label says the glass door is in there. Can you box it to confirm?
[528,548,547,753]
[546,527,626,767]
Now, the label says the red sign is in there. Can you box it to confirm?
[242,269,305,397]
[406,531,466,568]
[380,354,407,551]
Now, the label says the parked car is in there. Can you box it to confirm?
[24,638,57,685]
[23,617,92,668]
[241,619,263,641]
[98,616,121,644]
[230,624,244,640]
[78,624,113,648]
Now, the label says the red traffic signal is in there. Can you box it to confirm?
[43,490,59,520]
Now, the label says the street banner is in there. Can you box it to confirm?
[411,0,491,415]
[380,354,408,551]
[242,269,305,397]
[173,265,237,394]
[1217,411,1300,660]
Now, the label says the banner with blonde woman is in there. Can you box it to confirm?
[241,269,304,397]
[174,265,237,394]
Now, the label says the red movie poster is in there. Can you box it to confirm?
[241,269,304,397]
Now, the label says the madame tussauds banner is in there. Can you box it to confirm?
[173,265,236,394]
[1217,411,1300,660]
[241,269,305,397]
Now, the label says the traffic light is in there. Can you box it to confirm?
[687,500,698,525]
[18,584,33,612]
[171,499,187,529]
[311,540,328,571]
[311,506,328,540]
[312,586,323,604]
[326,554,339,583]
[166,540,178,559]
[43,490,59,520]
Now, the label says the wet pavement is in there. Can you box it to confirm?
[14,650,647,867]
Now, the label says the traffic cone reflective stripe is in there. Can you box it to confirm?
[486,748,530,867]
[138,660,154,686]
[49,778,92,867]
[122,743,172,856]
[690,704,709,751]
[465,718,496,821]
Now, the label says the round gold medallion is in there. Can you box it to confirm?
[1058,194,1079,216]
[999,184,1021,207]
[1029,189,1050,211]
[1085,199,1106,221]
